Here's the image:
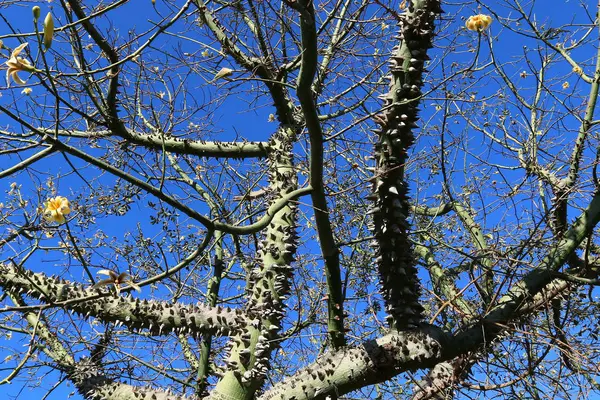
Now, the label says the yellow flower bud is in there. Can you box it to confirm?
[43,12,54,50]
[32,6,41,21]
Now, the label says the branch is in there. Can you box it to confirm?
[562,29,600,189]
[369,0,443,329]
[194,1,296,124]
[0,224,39,249]
[196,231,226,395]
[73,359,199,400]
[411,202,453,217]
[41,134,311,235]
[411,360,458,400]
[260,188,600,400]
[7,290,194,399]
[67,0,120,121]
[450,189,600,356]
[259,325,449,400]
[415,238,475,318]
[0,263,250,337]
[452,202,494,303]
[0,145,56,179]
[209,126,300,398]
[293,0,346,348]
[412,262,586,399]
[41,128,269,159]
[194,0,262,73]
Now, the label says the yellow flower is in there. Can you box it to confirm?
[6,43,35,86]
[21,87,32,95]
[92,269,141,294]
[562,81,570,89]
[44,196,71,223]
[465,14,492,32]
[573,66,583,75]
[201,49,210,57]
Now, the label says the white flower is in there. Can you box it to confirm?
[6,43,34,86]
[92,270,141,294]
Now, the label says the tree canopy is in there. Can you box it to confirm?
[1,0,600,399]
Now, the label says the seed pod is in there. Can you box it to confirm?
[43,12,54,49]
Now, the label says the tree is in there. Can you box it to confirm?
[1,0,600,399]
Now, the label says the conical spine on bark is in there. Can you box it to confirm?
[0,263,247,337]
[370,0,442,330]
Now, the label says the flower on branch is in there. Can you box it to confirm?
[465,14,492,32]
[92,270,141,295]
[6,43,35,86]
[21,87,32,95]
[44,196,71,224]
